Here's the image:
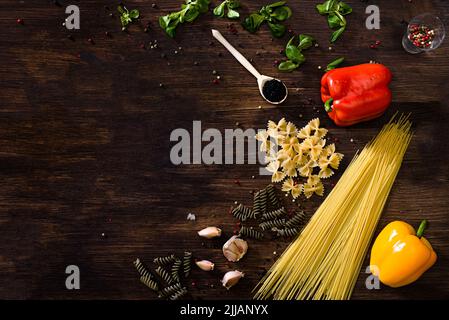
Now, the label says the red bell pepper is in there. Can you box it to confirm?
[320,63,392,127]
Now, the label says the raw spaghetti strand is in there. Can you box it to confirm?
[254,115,412,300]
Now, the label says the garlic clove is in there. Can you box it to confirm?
[221,270,244,290]
[195,260,215,271]
[223,235,248,262]
[198,226,222,239]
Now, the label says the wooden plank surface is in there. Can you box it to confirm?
[0,0,448,299]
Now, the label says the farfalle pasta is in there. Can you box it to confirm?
[256,118,343,199]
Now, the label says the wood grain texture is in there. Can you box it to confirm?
[0,0,448,299]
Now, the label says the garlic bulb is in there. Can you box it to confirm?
[222,235,248,262]
[197,226,222,239]
[195,260,214,271]
[221,270,244,290]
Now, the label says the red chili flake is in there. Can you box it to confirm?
[16,18,24,25]
[191,282,196,287]
[369,44,376,49]
[375,40,381,45]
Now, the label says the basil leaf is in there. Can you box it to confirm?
[183,8,200,23]
[330,26,345,42]
[335,11,346,26]
[297,34,314,50]
[227,8,240,19]
[117,5,125,14]
[327,13,341,28]
[338,2,352,15]
[228,0,240,9]
[242,13,265,33]
[286,45,301,62]
[278,60,299,72]
[325,57,344,71]
[268,22,286,38]
[316,3,327,15]
[272,6,292,21]
[165,26,177,38]
[159,15,171,29]
[129,9,140,19]
[213,2,226,17]
[325,0,338,12]
[266,1,286,9]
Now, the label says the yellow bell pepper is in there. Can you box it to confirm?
[370,220,437,288]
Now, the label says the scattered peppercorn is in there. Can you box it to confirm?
[159,83,164,87]
[67,34,74,41]
[408,24,435,48]
[212,79,219,85]
[194,61,199,66]
[16,18,24,25]
[152,3,158,8]
[88,38,94,44]
[105,31,110,37]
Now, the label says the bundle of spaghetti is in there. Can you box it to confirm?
[254,115,412,300]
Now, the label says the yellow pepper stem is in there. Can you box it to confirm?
[416,220,427,238]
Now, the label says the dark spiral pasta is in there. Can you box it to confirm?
[232,204,255,221]
[140,274,159,291]
[239,226,264,240]
[171,259,182,283]
[262,207,287,221]
[276,227,300,237]
[183,251,192,278]
[155,266,174,284]
[153,254,176,266]
[265,184,281,208]
[169,287,188,300]
[158,283,182,298]
[133,258,152,279]
[252,189,267,218]
[259,218,286,231]
[285,211,306,228]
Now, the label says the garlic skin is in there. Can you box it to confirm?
[195,260,215,271]
[223,236,248,262]
[198,227,222,239]
[221,270,244,290]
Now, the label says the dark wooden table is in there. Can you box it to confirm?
[1,0,448,300]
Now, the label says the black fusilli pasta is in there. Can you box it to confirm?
[140,275,159,291]
[155,266,174,284]
[153,254,176,266]
[183,251,192,278]
[265,184,281,208]
[171,259,182,283]
[262,207,287,220]
[259,218,286,231]
[133,258,152,279]
[239,226,264,240]
[276,227,300,237]
[169,287,188,300]
[158,283,182,298]
[232,204,255,221]
[285,211,306,228]
[253,189,267,217]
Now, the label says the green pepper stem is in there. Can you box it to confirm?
[324,98,333,112]
[416,220,427,238]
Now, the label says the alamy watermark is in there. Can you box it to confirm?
[65,265,80,290]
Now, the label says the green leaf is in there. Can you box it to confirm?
[272,6,292,21]
[324,98,333,112]
[183,8,200,23]
[297,34,314,50]
[327,13,341,28]
[325,57,344,71]
[129,9,140,19]
[286,45,301,62]
[316,3,327,15]
[268,22,286,38]
[228,0,240,9]
[166,26,177,38]
[242,13,265,33]
[335,11,346,26]
[338,2,352,15]
[266,1,286,9]
[278,60,299,72]
[227,8,240,19]
[330,26,345,42]
[325,0,338,12]
[213,2,226,17]
[117,5,125,14]
[159,15,170,29]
